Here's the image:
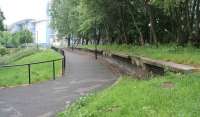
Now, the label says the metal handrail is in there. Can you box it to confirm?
[0,47,66,85]
[0,58,64,68]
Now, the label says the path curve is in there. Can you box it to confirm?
[0,49,117,117]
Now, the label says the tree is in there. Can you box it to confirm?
[0,31,12,46]
[50,0,80,46]
[49,0,200,47]
[0,9,5,31]
[16,29,33,44]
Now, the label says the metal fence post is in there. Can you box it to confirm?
[0,57,64,85]
[53,60,55,80]
[28,64,31,84]
[61,50,65,76]
[62,59,64,76]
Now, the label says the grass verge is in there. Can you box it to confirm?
[81,44,200,66]
[0,49,63,87]
[58,73,200,117]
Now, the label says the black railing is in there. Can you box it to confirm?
[51,47,66,74]
[0,58,65,84]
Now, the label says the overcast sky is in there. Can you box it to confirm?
[0,0,49,25]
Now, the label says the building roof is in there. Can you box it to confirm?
[8,19,36,31]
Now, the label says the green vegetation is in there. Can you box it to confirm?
[59,73,200,117]
[0,29,33,48]
[0,47,9,56]
[49,0,200,116]
[0,9,33,48]
[50,0,200,47]
[0,48,38,65]
[0,32,13,47]
[0,49,63,87]
[81,44,200,66]
[13,29,33,46]
[0,9,5,31]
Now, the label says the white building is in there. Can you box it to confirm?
[9,19,35,34]
[8,0,56,47]
[33,19,55,47]
[9,19,55,47]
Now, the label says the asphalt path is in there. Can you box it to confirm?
[0,49,117,117]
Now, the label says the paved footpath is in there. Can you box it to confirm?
[0,49,117,117]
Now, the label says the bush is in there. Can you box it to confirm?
[0,30,33,48]
[0,47,8,56]
[14,29,33,45]
[0,31,13,46]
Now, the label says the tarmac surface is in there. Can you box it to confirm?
[0,49,117,117]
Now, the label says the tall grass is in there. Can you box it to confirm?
[81,44,200,66]
[59,73,200,117]
[0,48,38,65]
[0,49,62,87]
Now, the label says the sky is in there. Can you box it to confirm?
[0,0,49,25]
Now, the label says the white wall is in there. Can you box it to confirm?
[35,21,48,44]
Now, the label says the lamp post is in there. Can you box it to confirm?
[94,35,98,60]
[36,31,39,49]
[95,38,97,59]
[94,10,98,60]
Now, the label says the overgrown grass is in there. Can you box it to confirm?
[81,44,200,66]
[58,73,200,117]
[0,48,38,65]
[0,49,63,87]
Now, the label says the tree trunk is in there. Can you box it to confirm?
[196,0,200,35]
[127,2,144,46]
[67,36,71,47]
[86,39,89,45]
[97,29,101,45]
[144,2,158,46]
[81,38,84,45]
[149,7,158,46]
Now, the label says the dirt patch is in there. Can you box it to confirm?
[161,81,175,89]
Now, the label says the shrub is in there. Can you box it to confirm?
[0,31,13,46]
[14,29,33,45]
[0,30,33,48]
[0,47,8,56]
